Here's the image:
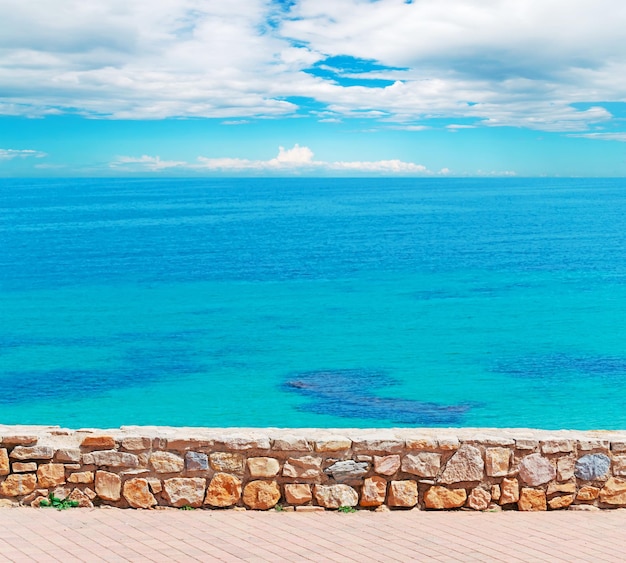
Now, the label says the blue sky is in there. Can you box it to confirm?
[1,0,626,177]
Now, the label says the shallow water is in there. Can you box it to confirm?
[1,177,625,429]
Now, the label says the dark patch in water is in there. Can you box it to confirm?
[283,369,472,425]
[494,353,626,380]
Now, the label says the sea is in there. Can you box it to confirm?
[1,177,625,430]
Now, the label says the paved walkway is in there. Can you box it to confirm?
[1,507,625,562]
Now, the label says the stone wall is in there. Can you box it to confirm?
[2,425,626,511]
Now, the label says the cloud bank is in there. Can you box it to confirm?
[110,144,447,175]
[1,1,625,133]
[0,149,47,160]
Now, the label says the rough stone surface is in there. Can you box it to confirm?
[95,471,122,501]
[491,485,501,502]
[388,480,419,508]
[575,454,611,481]
[402,453,441,478]
[360,476,387,507]
[314,437,352,452]
[12,462,37,473]
[150,451,185,473]
[10,446,53,461]
[37,464,66,488]
[313,484,358,509]
[284,484,312,505]
[540,440,574,454]
[68,471,94,484]
[547,481,576,495]
[548,495,575,510]
[209,452,244,475]
[123,478,157,509]
[500,478,520,505]
[83,451,139,468]
[1,436,38,446]
[205,473,242,507]
[405,437,438,450]
[147,478,162,494]
[373,455,401,476]
[467,488,491,511]
[81,436,116,449]
[436,436,461,451]
[439,445,484,484]
[185,451,209,471]
[55,449,81,463]
[485,448,511,477]
[518,454,556,486]
[121,437,151,451]
[599,477,626,505]
[0,449,9,476]
[282,456,322,479]
[424,486,466,509]
[324,460,368,483]
[611,456,626,477]
[163,478,206,508]
[67,488,93,508]
[272,436,311,452]
[577,486,600,501]
[352,439,404,454]
[247,457,280,478]
[243,480,281,510]
[556,457,576,481]
[0,474,37,497]
[518,488,547,511]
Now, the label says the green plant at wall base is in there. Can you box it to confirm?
[337,506,357,513]
[179,505,196,511]
[274,504,285,512]
[39,493,79,511]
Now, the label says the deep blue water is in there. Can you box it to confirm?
[1,177,625,429]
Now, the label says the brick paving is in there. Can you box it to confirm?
[1,507,626,562]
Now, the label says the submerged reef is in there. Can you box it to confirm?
[284,369,472,425]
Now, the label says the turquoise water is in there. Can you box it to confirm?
[1,178,625,429]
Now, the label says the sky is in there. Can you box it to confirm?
[1,0,626,177]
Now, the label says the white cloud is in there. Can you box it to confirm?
[568,132,626,142]
[113,144,432,175]
[0,148,47,159]
[1,1,625,132]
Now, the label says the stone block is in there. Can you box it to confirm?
[599,477,626,505]
[314,437,352,452]
[423,486,466,509]
[185,451,209,471]
[547,481,576,495]
[577,486,600,501]
[578,440,609,452]
[166,439,210,451]
[540,440,574,454]
[439,445,484,484]
[220,435,270,450]
[0,474,37,497]
[518,454,556,486]
[271,436,312,452]
[150,451,184,473]
[282,456,322,479]
[556,457,575,481]
[10,446,54,461]
[37,464,66,488]
[313,484,358,509]
[210,452,244,475]
[243,481,281,510]
[147,478,162,494]
[611,441,626,453]
[499,478,520,505]
[1,435,38,446]
[163,478,206,508]
[515,439,538,450]
[68,471,94,484]
[611,456,626,476]
[548,495,575,510]
[436,436,460,451]
[284,484,312,505]
[205,473,242,507]
[402,453,441,478]
[324,460,368,483]
[373,455,400,476]
[83,451,139,468]
[360,476,387,507]
[247,457,280,478]
[121,437,152,451]
[405,437,438,450]
[467,488,491,511]
[95,471,122,501]
[81,436,116,449]
[485,448,511,477]
[123,478,157,509]
[0,449,9,476]
[55,449,81,463]
[575,454,610,481]
[388,480,419,507]
[491,484,501,502]
[352,439,404,454]
[518,488,547,511]
[67,488,93,508]
[12,462,37,473]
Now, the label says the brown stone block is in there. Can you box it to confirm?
[467,488,491,511]
[10,446,54,461]
[439,445,484,484]
[499,478,520,505]
[12,462,37,473]
[485,448,511,477]
[576,486,600,501]
[163,478,206,508]
[548,494,575,510]
[284,484,312,505]
[0,474,37,497]
[210,452,244,475]
[205,473,242,507]
[313,484,359,509]
[67,488,94,508]
[388,480,419,508]
[37,464,66,488]
[599,477,626,505]
[282,456,322,479]
[423,486,466,509]
[121,437,152,451]
[81,436,116,449]
[360,476,387,507]
[243,481,281,510]
[0,449,10,476]
[373,455,400,476]
[247,457,280,478]
[518,488,547,511]
[95,470,122,501]
[402,452,441,478]
[123,478,157,509]
[68,471,94,484]
[1,436,38,446]
[149,452,184,473]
